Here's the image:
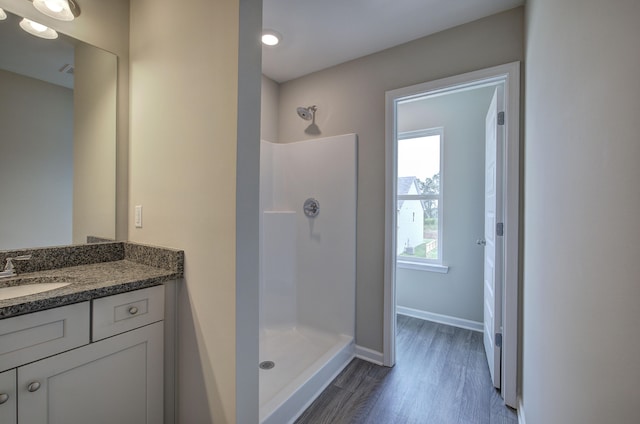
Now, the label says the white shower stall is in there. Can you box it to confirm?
[259,134,357,424]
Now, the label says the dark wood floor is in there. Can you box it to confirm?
[295,315,518,424]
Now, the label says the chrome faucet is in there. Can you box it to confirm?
[0,255,32,279]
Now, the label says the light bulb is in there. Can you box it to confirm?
[30,21,48,32]
[44,0,65,13]
[262,34,279,46]
[262,31,282,47]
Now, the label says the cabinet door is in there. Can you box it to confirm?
[18,321,163,424]
[0,369,16,424]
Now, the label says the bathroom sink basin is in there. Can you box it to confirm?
[0,276,76,301]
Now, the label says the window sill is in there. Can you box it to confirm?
[397,260,449,274]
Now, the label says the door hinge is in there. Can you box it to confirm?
[495,333,503,348]
[496,222,504,237]
[497,111,505,125]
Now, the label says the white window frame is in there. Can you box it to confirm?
[395,128,447,273]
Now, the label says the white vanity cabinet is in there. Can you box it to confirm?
[0,285,167,424]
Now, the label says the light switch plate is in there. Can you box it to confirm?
[135,205,143,228]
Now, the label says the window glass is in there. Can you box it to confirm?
[396,132,442,263]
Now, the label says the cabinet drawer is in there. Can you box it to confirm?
[0,302,90,372]
[92,285,164,341]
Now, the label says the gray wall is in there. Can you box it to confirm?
[522,0,640,422]
[396,87,494,323]
[278,7,524,352]
[0,70,73,249]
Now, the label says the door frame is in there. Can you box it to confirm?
[383,62,520,407]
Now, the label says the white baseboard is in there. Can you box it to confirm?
[355,345,384,365]
[397,306,483,332]
[517,397,526,424]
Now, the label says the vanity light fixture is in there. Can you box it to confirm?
[32,0,81,21]
[0,8,7,21]
[19,18,58,39]
[262,30,282,46]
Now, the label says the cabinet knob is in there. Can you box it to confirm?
[128,306,139,315]
[0,393,9,404]
[27,382,41,392]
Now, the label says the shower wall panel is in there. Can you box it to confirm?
[259,140,275,212]
[260,134,357,339]
[281,135,357,337]
[261,212,297,330]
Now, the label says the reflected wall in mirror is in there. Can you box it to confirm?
[0,9,116,250]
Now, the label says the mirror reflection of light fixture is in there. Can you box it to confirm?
[0,8,7,21]
[32,0,81,21]
[19,18,58,39]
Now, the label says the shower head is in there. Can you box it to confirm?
[297,105,317,121]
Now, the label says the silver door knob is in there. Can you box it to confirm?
[27,382,41,392]
[128,306,139,315]
[0,393,9,404]
[476,239,486,246]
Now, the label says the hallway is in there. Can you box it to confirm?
[296,315,518,423]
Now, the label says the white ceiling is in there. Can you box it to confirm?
[262,0,524,83]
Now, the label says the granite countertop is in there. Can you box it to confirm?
[0,242,184,319]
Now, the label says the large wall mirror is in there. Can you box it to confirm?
[0,8,116,250]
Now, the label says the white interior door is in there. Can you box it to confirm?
[483,87,503,389]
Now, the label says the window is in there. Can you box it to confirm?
[396,128,444,270]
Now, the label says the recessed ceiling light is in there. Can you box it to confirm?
[262,30,282,47]
[33,0,81,21]
[0,8,7,21]
[19,18,58,39]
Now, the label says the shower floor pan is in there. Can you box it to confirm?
[259,325,354,424]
